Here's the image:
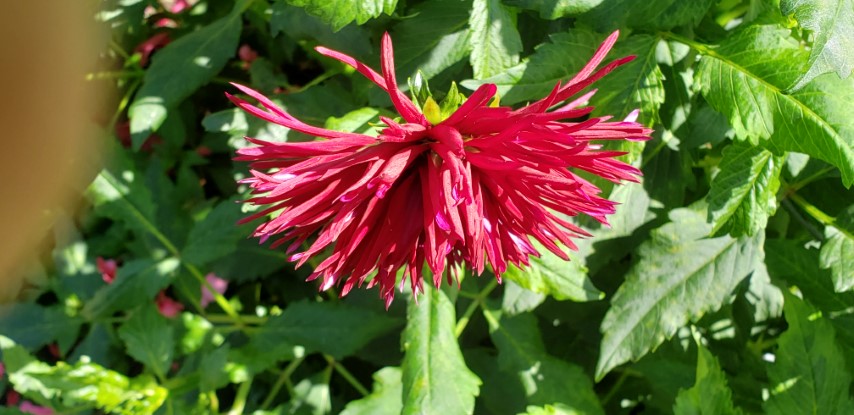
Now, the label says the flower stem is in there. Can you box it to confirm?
[455,279,499,338]
[227,377,253,415]
[788,193,854,240]
[260,356,304,410]
[325,354,369,396]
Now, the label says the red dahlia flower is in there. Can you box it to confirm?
[227,31,651,307]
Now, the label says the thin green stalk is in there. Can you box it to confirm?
[107,77,141,132]
[783,165,835,195]
[455,279,499,338]
[186,262,245,328]
[205,314,267,325]
[789,193,854,240]
[324,355,369,396]
[781,198,824,241]
[260,356,305,410]
[228,378,253,415]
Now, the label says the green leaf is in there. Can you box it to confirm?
[118,305,175,378]
[128,6,242,148]
[469,0,523,79]
[341,367,403,415]
[88,155,157,241]
[707,142,784,236]
[696,24,854,186]
[200,346,231,393]
[520,404,584,415]
[501,280,546,315]
[0,336,167,414]
[392,0,473,80]
[461,29,596,104]
[781,0,854,89]
[820,205,854,292]
[581,0,715,31]
[503,0,603,19]
[763,293,854,415]
[483,306,604,415]
[82,258,180,319]
[282,370,332,415]
[325,108,383,136]
[401,286,480,415]
[503,242,602,302]
[182,199,247,266]
[270,2,372,57]
[764,239,854,313]
[0,304,80,351]
[596,206,764,379]
[462,30,665,122]
[285,0,397,31]
[673,342,743,415]
[252,301,399,359]
[590,35,665,127]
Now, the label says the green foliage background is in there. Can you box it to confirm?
[1,0,853,413]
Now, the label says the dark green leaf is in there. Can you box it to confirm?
[0,304,80,351]
[696,25,854,186]
[270,2,372,57]
[462,29,599,104]
[182,199,247,266]
[82,258,180,319]
[463,30,665,122]
[252,301,399,359]
[282,370,332,415]
[596,206,764,379]
[707,142,784,236]
[819,205,854,292]
[483,306,604,414]
[501,280,546,315]
[764,239,854,313]
[673,342,743,415]
[285,0,397,31]
[590,35,665,127]
[781,0,854,88]
[392,0,473,81]
[340,367,402,415]
[504,0,603,19]
[469,0,523,79]
[581,0,715,31]
[128,5,242,148]
[503,242,602,301]
[325,108,384,136]
[763,293,854,414]
[401,286,480,415]
[117,305,175,378]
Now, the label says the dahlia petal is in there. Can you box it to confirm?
[380,33,429,125]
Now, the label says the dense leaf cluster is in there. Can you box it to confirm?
[1,0,852,413]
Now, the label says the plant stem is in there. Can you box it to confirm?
[454,279,499,338]
[788,192,854,240]
[325,354,370,396]
[228,378,253,415]
[260,356,304,410]
[781,198,825,241]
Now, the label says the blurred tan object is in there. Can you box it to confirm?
[0,2,98,301]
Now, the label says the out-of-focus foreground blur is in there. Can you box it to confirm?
[0,3,98,301]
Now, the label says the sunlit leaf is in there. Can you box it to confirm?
[401,286,480,414]
[781,0,854,89]
[696,25,854,186]
[469,0,522,79]
[707,142,784,236]
[763,293,854,415]
[596,206,764,379]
